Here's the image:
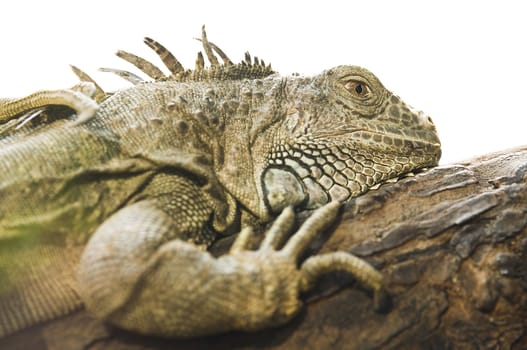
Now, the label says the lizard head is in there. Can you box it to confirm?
[260,65,441,214]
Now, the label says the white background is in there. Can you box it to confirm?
[1,1,525,164]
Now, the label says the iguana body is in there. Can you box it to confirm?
[0,28,441,338]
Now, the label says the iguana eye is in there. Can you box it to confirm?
[343,80,371,98]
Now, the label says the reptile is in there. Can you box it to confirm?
[0,27,441,338]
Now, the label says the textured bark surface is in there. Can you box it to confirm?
[3,146,527,350]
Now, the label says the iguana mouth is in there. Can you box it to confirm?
[349,130,441,150]
[345,132,442,168]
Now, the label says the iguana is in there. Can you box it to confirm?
[0,27,441,338]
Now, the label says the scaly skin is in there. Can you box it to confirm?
[0,28,441,338]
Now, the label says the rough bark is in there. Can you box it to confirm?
[3,146,527,350]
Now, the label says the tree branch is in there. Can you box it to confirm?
[4,146,527,350]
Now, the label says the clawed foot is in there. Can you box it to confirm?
[78,200,389,337]
[228,201,389,329]
[0,82,99,133]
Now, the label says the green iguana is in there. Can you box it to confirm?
[0,27,441,338]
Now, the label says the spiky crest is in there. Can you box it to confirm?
[99,25,274,85]
[70,26,275,104]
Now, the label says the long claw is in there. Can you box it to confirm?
[14,108,45,130]
[260,207,296,250]
[299,252,389,311]
[282,201,341,259]
[143,37,184,75]
[229,226,254,254]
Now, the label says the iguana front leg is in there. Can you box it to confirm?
[78,194,385,338]
[0,82,99,131]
